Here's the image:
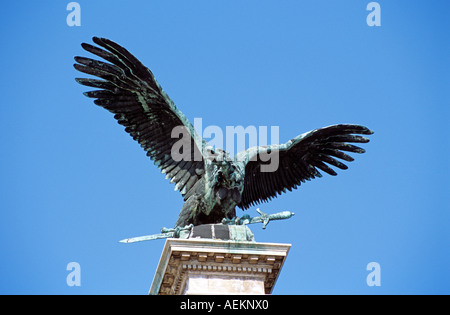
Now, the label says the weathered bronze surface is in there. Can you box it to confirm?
[119,209,294,243]
[74,37,373,230]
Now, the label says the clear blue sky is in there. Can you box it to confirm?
[0,1,448,294]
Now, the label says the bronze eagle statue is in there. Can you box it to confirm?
[74,37,373,228]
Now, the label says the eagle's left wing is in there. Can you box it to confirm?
[235,124,373,210]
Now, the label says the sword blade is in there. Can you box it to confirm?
[119,232,174,244]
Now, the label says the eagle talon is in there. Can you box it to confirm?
[221,215,250,225]
[221,216,238,225]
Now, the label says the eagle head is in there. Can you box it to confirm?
[204,147,244,209]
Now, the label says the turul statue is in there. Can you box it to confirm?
[74,37,373,241]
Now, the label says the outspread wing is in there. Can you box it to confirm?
[236,124,373,209]
[74,37,206,197]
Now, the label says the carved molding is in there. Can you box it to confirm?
[150,238,291,295]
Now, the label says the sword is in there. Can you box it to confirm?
[119,209,295,244]
[119,224,194,244]
[251,208,295,229]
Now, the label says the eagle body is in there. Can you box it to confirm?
[74,37,373,228]
[176,156,246,227]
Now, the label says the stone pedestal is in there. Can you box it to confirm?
[149,224,291,295]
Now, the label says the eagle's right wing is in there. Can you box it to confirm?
[74,37,206,197]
